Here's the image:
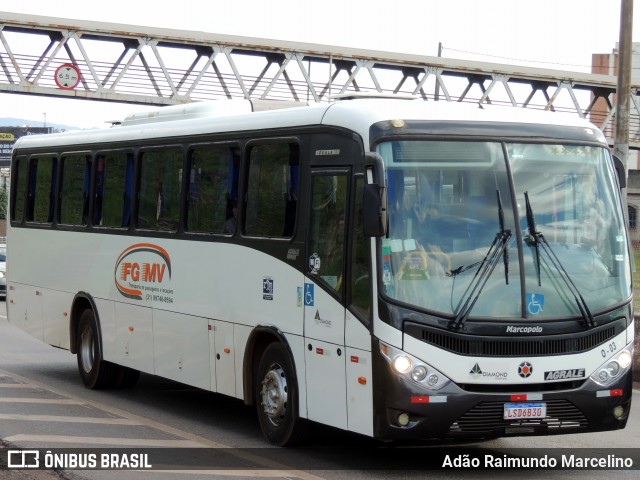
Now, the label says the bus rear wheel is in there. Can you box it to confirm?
[76,309,115,389]
[256,342,305,446]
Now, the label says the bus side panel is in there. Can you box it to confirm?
[345,310,372,352]
[207,319,217,392]
[153,309,211,391]
[345,347,373,437]
[304,338,347,429]
[234,324,251,400]
[284,333,308,419]
[114,302,154,375]
[7,283,43,342]
[345,312,374,435]
[212,319,235,397]
[96,298,117,362]
[42,289,72,349]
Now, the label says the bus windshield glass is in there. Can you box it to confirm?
[379,140,631,320]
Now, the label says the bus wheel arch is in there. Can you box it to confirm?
[69,292,99,355]
[70,293,139,390]
[75,304,115,389]
[243,326,284,406]
[244,327,306,446]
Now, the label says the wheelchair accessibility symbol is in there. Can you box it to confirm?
[304,283,314,307]
[526,293,544,315]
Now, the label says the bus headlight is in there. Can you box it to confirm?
[590,344,633,387]
[393,355,412,374]
[380,342,450,391]
[618,350,632,369]
[411,365,428,382]
[606,361,620,377]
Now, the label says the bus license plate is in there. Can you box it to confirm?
[503,403,546,420]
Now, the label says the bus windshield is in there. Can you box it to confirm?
[379,140,631,320]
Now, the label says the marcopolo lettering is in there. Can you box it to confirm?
[506,326,543,334]
[544,369,585,381]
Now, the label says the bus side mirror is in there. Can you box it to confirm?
[612,155,627,188]
[363,152,388,237]
[363,184,388,237]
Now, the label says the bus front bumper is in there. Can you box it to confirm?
[372,353,633,441]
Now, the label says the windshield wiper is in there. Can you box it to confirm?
[497,188,510,285]
[524,192,596,328]
[524,191,542,286]
[450,190,511,330]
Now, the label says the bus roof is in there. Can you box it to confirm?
[12,98,607,152]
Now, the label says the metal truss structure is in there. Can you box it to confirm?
[1,11,639,148]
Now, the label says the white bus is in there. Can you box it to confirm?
[7,98,634,446]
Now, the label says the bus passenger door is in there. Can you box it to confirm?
[303,170,349,429]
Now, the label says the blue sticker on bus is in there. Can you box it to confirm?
[526,293,544,315]
[304,283,314,306]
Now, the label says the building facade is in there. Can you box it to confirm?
[592,43,640,243]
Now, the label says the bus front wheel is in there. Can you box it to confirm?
[256,342,305,446]
[76,309,114,389]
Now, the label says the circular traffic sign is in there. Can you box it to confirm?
[54,63,81,90]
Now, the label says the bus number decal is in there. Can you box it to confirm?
[601,342,618,358]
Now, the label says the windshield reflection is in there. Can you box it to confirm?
[379,140,630,321]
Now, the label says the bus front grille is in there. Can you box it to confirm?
[449,399,588,435]
[405,320,622,357]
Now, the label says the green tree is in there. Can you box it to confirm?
[0,187,7,220]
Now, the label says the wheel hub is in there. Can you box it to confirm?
[260,365,288,426]
[79,324,95,374]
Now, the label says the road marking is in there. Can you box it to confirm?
[0,369,325,480]
[0,397,84,404]
[0,413,142,425]
[0,383,36,388]
[4,434,203,447]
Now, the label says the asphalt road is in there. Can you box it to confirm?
[0,306,638,480]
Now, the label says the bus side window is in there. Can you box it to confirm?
[186,145,240,234]
[95,152,130,228]
[349,177,371,322]
[283,164,299,237]
[138,148,182,232]
[27,156,56,224]
[59,154,91,226]
[11,156,28,223]
[309,173,348,295]
[245,142,299,238]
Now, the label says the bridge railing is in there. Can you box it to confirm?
[1,11,639,148]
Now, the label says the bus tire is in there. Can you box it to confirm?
[256,342,305,446]
[76,309,114,389]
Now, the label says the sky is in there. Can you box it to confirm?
[1,0,639,129]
